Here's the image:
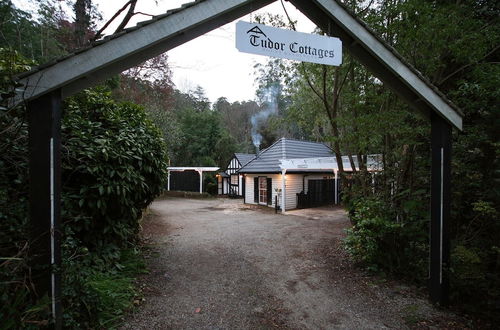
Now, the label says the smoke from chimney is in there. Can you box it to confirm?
[250,84,280,151]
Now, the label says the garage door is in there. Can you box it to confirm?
[307,179,335,207]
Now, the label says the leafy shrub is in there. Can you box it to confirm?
[204,175,218,195]
[1,86,167,328]
[59,88,167,326]
[449,200,500,320]
[0,49,48,328]
[62,247,146,329]
[344,197,428,278]
[161,191,214,199]
[61,88,168,249]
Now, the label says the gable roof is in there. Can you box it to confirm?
[11,0,462,131]
[234,153,255,167]
[239,138,333,173]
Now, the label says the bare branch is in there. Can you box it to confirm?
[133,12,155,18]
[114,0,138,34]
[356,0,375,16]
[93,0,133,40]
[438,44,500,85]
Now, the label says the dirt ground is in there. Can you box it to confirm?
[122,197,469,329]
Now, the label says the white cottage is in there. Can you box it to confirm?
[238,138,381,212]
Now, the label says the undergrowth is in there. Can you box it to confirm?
[62,248,147,329]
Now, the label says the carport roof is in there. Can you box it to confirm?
[280,155,382,172]
[168,167,219,172]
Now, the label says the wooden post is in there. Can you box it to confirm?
[334,170,338,205]
[167,170,171,191]
[281,170,286,213]
[27,90,62,329]
[197,170,203,194]
[430,113,452,305]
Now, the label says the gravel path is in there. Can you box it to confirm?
[122,197,467,329]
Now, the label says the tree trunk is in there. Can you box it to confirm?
[74,0,91,48]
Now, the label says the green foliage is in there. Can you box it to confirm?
[171,106,236,167]
[1,86,166,328]
[0,0,67,63]
[0,48,33,99]
[61,247,146,329]
[61,88,167,248]
[204,175,218,195]
[344,197,428,277]
[58,88,167,326]
[0,2,164,328]
[0,45,44,328]
[213,97,261,153]
[340,0,500,321]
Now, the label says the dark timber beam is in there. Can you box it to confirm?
[27,90,62,329]
[430,112,452,305]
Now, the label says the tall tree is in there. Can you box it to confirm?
[74,0,92,47]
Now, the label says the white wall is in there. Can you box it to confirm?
[244,174,281,208]
[238,174,243,196]
[244,175,254,204]
[283,174,303,210]
[245,173,338,210]
[244,173,319,210]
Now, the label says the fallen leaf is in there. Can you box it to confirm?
[195,307,201,313]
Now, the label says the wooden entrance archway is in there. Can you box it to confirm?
[12,1,462,327]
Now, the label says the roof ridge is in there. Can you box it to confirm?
[239,139,283,171]
[279,137,329,145]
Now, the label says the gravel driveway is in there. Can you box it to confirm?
[122,197,466,329]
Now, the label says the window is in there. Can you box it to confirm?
[259,177,267,204]
[231,174,238,185]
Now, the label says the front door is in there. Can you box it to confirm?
[258,176,267,204]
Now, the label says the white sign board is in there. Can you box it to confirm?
[236,21,342,66]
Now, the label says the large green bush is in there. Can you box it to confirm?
[1,86,168,328]
[61,88,167,248]
[344,197,428,278]
[59,88,167,327]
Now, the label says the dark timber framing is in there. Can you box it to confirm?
[227,157,241,196]
[27,91,62,329]
[14,0,463,325]
[430,113,452,304]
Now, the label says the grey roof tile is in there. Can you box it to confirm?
[234,153,255,166]
[239,138,333,173]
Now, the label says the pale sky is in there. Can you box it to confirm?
[13,0,316,103]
